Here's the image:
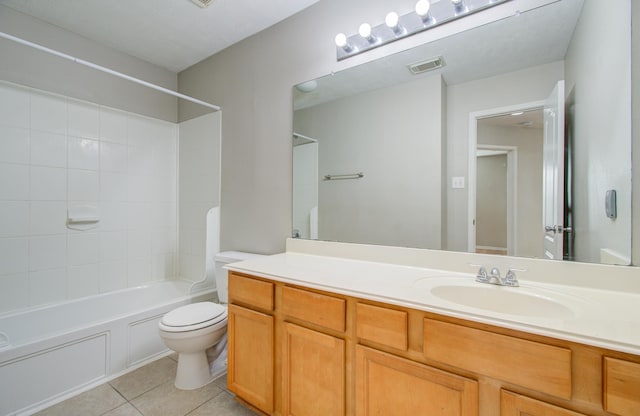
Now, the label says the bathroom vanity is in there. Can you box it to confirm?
[225,241,640,416]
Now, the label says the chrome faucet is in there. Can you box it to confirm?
[472,265,520,287]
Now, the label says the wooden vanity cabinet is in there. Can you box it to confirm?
[355,345,478,415]
[280,286,347,416]
[227,273,275,414]
[227,272,640,416]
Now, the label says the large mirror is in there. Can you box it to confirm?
[292,0,632,265]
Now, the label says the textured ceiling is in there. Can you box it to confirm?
[294,0,584,110]
[0,0,320,72]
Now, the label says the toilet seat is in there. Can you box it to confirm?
[159,302,227,333]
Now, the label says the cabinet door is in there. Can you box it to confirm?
[283,322,345,416]
[228,304,274,414]
[356,345,478,416]
[500,390,585,415]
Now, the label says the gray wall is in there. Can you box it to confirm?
[178,0,556,254]
[565,0,632,264]
[294,74,445,249]
[476,154,507,249]
[446,61,564,252]
[178,0,639,262]
[0,5,178,122]
[478,124,544,258]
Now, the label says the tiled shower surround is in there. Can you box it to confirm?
[0,81,178,313]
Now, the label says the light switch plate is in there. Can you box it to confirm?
[452,176,465,189]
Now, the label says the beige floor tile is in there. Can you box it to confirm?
[110,357,177,400]
[213,372,228,391]
[103,403,144,416]
[34,384,126,416]
[188,392,258,416]
[131,379,224,416]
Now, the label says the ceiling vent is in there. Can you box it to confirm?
[191,0,215,8]
[408,56,445,75]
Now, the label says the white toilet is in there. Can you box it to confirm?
[158,251,263,390]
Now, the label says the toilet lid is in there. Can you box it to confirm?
[161,302,226,328]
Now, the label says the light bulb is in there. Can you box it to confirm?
[415,0,431,17]
[334,33,348,48]
[358,23,372,40]
[385,12,399,29]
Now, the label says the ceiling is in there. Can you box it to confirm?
[0,0,320,72]
[294,0,583,110]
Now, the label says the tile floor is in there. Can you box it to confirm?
[34,355,257,416]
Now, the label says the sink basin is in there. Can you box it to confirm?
[429,284,575,318]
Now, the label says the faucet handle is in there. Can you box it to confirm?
[469,263,489,283]
[503,268,526,287]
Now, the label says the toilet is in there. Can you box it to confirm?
[158,251,263,390]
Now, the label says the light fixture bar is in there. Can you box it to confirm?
[336,0,510,61]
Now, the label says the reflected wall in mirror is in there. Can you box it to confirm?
[292,0,632,265]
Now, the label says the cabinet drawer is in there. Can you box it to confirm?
[604,357,640,415]
[356,303,407,351]
[501,390,586,415]
[424,318,572,399]
[281,286,346,332]
[228,272,274,311]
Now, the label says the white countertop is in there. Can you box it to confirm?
[227,252,640,356]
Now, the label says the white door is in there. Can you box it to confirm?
[542,81,565,259]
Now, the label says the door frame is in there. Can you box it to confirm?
[467,100,544,255]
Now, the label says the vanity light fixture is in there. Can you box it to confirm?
[334,33,353,52]
[359,23,376,42]
[335,0,510,60]
[385,12,404,34]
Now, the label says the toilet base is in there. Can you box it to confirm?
[175,351,213,390]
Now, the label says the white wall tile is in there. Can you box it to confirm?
[0,237,28,275]
[128,145,154,176]
[68,170,99,201]
[29,268,67,305]
[0,82,29,128]
[152,202,177,228]
[100,107,127,144]
[68,137,99,170]
[0,201,29,237]
[99,202,128,231]
[99,261,127,292]
[31,131,67,168]
[0,273,28,313]
[30,166,66,201]
[68,233,100,266]
[100,142,128,173]
[127,230,151,259]
[127,202,154,230]
[31,91,66,134]
[100,172,127,201]
[0,126,29,164]
[68,264,100,298]
[127,115,155,148]
[29,201,68,235]
[29,235,66,271]
[68,100,99,140]
[127,258,151,287]
[127,175,154,203]
[0,163,29,200]
[153,253,175,280]
[100,231,127,261]
[152,228,177,255]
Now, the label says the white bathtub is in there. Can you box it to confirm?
[0,280,215,416]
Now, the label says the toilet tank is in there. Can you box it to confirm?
[214,251,265,303]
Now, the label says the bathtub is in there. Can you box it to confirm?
[0,280,215,416]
